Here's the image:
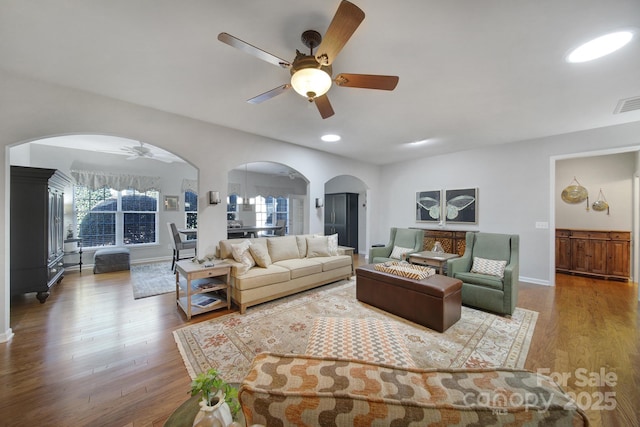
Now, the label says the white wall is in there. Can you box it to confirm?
[556,153,634,230]
[378,126,640,285]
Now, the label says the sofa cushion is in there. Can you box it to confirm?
[471,256,507,278]
[455,271,504,290]
[306,236,331,258]
[233,264,291,291]
[310,255,352,272]
[267,236,300,262]
[249,240,271,268]
[273,258,322,279]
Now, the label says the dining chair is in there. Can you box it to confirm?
[167,222,197,271]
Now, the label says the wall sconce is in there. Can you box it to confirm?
[315,198,324,208]
[208,191,221,205]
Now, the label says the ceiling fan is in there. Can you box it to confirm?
[218,0,399,119]
[121,142,172,163]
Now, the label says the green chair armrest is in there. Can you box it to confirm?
[369,245,392,261]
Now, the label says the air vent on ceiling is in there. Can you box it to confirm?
[614,96,640,114]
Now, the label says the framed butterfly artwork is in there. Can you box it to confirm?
[416,190,442,222]
[444,188,478,224]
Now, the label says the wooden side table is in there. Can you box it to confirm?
[175,260,231,320]
[408,251,460,275]
[338,245,355,274]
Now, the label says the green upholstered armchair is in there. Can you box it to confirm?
[369,228,424,264]
[447,232,519,315]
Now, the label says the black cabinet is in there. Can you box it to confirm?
[10,166,71,303]
[324,193,358,252]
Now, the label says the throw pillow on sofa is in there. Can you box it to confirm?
[313,233,339,255]
[306,236,331,258]
[231,240,255,275]
[267,236,301,262]
[249,241,272,268]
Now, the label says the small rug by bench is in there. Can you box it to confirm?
[306,317,416,367]
[130,262,175,299]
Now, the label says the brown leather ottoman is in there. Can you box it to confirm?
[356,264,462,332]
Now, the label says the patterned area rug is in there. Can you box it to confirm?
[173,279,538,382]
[130,262,175,299]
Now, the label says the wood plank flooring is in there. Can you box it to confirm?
[1,257,638,426]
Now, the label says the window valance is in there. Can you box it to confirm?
[181,179,198,193]
[70,170,161,192]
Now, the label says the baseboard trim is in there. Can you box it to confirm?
[0,328,15,343]
[520,276,551,286]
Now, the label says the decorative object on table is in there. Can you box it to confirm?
[374,260,435,280]
[164,195,179,211]
[432,241,444,253]
[190,368,239,427]
[416,190,442,222]
[592,188,610,214]
[444,188,477,223]
[561,177,589,210]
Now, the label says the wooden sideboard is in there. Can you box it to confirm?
[411,228,471,256]
[556,229,631,281]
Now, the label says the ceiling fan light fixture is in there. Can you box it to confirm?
[291,67,332,99]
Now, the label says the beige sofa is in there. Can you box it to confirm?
[218,235,353,313]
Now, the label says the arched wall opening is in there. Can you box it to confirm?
[8,134,199,265]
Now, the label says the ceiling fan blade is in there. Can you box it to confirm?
[314,95,335,119]
[218,32,291,68]
[315,1,365,66]
[334,73,399,90]
[247,84,291,104]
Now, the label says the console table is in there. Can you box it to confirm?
[410,228,472,256]
[63,238,83,272]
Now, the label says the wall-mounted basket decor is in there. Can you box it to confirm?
[592,188,610,214]
[561,177,589,210]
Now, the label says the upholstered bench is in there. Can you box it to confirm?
[239,353,589,427]
[356,263,462,332]
[93,247,131,274]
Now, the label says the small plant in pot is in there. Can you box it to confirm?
[190,368,240,427]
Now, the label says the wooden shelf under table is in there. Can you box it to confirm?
[174,260,231,320]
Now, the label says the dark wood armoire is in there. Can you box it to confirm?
[10,166,71,303]
[324,192,358,252]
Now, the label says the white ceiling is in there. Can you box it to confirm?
[1,0,639,165]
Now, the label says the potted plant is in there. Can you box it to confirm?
[190,368,240,427]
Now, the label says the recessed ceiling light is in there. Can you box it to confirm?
[566,30,635,63]
[321,134,341,142]
[406,139,431,146]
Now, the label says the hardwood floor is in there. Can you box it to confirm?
[1,257,638,426]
